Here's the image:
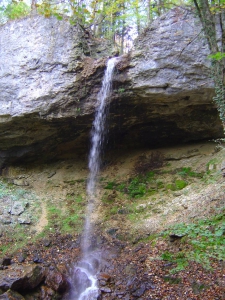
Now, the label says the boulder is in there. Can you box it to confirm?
[0,265,45,292]
[45,267,69,293]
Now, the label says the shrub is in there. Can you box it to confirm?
[4,1,30,20]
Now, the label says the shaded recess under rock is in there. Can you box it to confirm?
[0,8,223,168]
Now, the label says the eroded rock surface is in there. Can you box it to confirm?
[0,15,114,166]
[110,8,223,148]
[0,8,223,167]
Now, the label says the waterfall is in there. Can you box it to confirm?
[68,57,119,300]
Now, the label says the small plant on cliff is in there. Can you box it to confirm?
[177,167,203,178]
[118,88,125,93]
[166,180,187,191]
[127,177,146,198]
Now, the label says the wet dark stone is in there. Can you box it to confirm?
[97,293,102,300]
[18,253,27,263]
[116,290,126,295]
[71,268,91,296]
[45,268,69,293]
[98,273,111,282]
[106,228,118,236]
[118,208,128,214]
[0,290,25,299]
[0,265,45,292]
[69,242,77,250]
[139,255,147,263]
[0,258,11,266]
[100,287,111,293]
[126,277,136,287]
[33,255,43,263]
[40,285,57,300]
[147,282,156,290]
[42,239,51,247]
[169,234,185,242]
[99,280,106,286]
[132,283,146,297]
[133,244,144,252]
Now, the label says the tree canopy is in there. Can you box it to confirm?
[0,0,193,52]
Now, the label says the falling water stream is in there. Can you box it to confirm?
[68,57,119,300]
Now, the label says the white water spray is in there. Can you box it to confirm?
[69,57,119,300]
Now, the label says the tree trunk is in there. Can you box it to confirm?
[147,0,153,24]
[193,0,225,128]
[135,0,141,34]
[31,0,37,15]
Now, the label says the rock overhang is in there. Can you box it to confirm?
[0,8,224,167]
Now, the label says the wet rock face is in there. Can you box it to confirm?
[0,9,223,166]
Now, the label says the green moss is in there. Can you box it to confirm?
[166,183,176,191]
[177,167,203,178]
[166,180,187,191]
[175,180,187,190]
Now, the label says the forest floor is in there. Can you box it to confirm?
[0,141,225,299]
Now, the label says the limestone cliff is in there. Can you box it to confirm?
[110,8,222,148]
[0,8,223,167]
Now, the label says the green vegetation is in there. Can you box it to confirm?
[102,163,214,226]
[166,180,187,191]
[43,194,85,234]
[103,165,203,198]
[1,1,30,20]
[118,88,125,93]
[127,177,147,198]
[160,209,225,273]
[177,167,203,178]
[0,225,30,256]
[0,0,204,55]
[104,181,117,190]
[104,175,150,198]
[0,179,86,257]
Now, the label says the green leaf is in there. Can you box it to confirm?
[208,52,225,61]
